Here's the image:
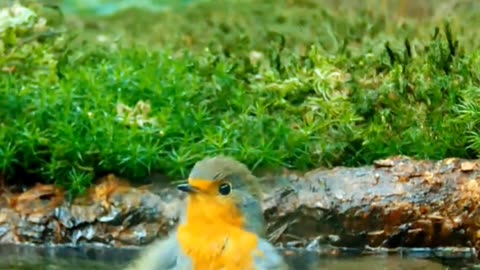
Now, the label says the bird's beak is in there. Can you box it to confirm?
[177,183,199,193]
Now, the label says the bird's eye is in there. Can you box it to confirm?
[218,182,232,196]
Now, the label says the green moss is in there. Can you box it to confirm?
[1,0,480,196]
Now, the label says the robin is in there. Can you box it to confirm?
[126,155,289,270]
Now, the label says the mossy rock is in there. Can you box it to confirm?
[0,0,479,197]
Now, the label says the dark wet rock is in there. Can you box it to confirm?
[0,174,184,248]
[55,206,76,228]
[117,223,161,245]
[261,156,480,259]
[2,157,480,260]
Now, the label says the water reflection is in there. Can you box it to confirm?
[0,244,130,270]
[0,244,473,270]
[285,252,465,270]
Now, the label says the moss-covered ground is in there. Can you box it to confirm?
[1,0,480,196]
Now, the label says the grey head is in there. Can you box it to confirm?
[178,155,267,237]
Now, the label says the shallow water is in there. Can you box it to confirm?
[0,244,474,270]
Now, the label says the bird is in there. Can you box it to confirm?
[124,155,289,270]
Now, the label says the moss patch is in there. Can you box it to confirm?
[1,0,480,196]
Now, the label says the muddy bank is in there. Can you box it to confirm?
[1,156,480,259]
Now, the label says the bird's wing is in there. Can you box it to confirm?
[124,233,179,270]
[238,192,267,238]
[254,238,290,270]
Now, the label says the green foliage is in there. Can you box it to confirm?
[1,0,480,195]
[347,22,475,164]
[0,1,67,83]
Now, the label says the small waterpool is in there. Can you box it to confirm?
[0,244,474,270]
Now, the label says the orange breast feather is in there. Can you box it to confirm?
[177,196,261,270]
